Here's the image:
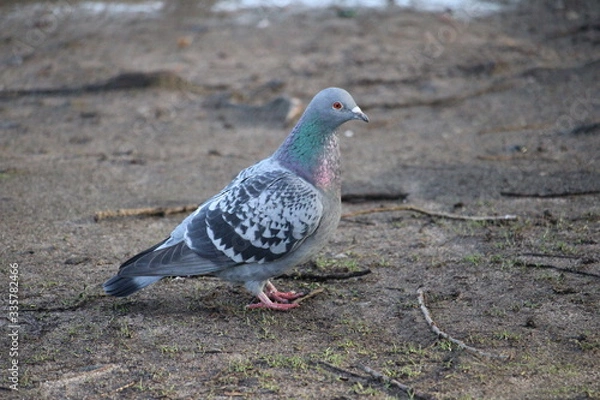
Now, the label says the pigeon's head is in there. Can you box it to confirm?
[306,87,369,129]
[274,88,368,185]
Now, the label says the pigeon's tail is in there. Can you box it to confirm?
[103,275,162,297]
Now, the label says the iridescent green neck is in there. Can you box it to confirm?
[274,116,340,189]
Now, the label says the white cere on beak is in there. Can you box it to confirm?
[351,105,369,122]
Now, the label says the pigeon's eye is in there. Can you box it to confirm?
[332,101,343,110]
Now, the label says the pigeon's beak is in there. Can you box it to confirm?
[351,106,369,123]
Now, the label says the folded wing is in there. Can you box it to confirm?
[115,168,324,278]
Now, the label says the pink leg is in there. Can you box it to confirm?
[246,292,299,311]
[264,281,304,302]
[246,281,304,311]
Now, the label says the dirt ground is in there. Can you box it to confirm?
[1,0,599,399]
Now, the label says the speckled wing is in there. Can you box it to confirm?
[112,168,323,279]
[185,169,324,265]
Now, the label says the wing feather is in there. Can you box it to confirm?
[113,162,323,279]
[117,241,224,277]
[185,167,323,265]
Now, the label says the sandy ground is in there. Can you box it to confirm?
[1,0,599,399]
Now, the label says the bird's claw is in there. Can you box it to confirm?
[246,300,299,311]
[265,281,304,302]
[246,282,304,311]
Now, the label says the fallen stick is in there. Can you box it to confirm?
[96,204,518,223]
[94,204,198,221]
[520,252,588,260]
[515,261,600,279]
[500,190,600,198]
[0,70,223,98]
[315,360,366,380]
[417,288,509,359]
[279,269,371,282]
[292,287,325,305]
[342,205,517,222]
[111,381,136,394]
[357,364,437,400]
[316,361,435,400]
[341,191,407,203]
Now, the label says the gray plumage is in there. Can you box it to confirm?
[103,87,369,310]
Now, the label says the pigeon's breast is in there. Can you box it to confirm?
[311,135,341,190]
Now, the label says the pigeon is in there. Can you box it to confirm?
[103,87,369,310]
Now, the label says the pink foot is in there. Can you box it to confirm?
[246,292,299,311]
[264,281,304,302]
[246,282,304,311]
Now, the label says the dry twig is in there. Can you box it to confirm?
[315,360,366,380]
[342,205,517,222]
[316,361,435,400]
[94,204,198,221]
[417,288,509,359]
[341,191,407,203]
[500,190,600,198]
[279,269,371,282]
[515,261,600,279]
[357,364,437,400]
[291,287,325,305]
[0,71,220,99]
[96,203,518,224]
[105,381,136,396]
